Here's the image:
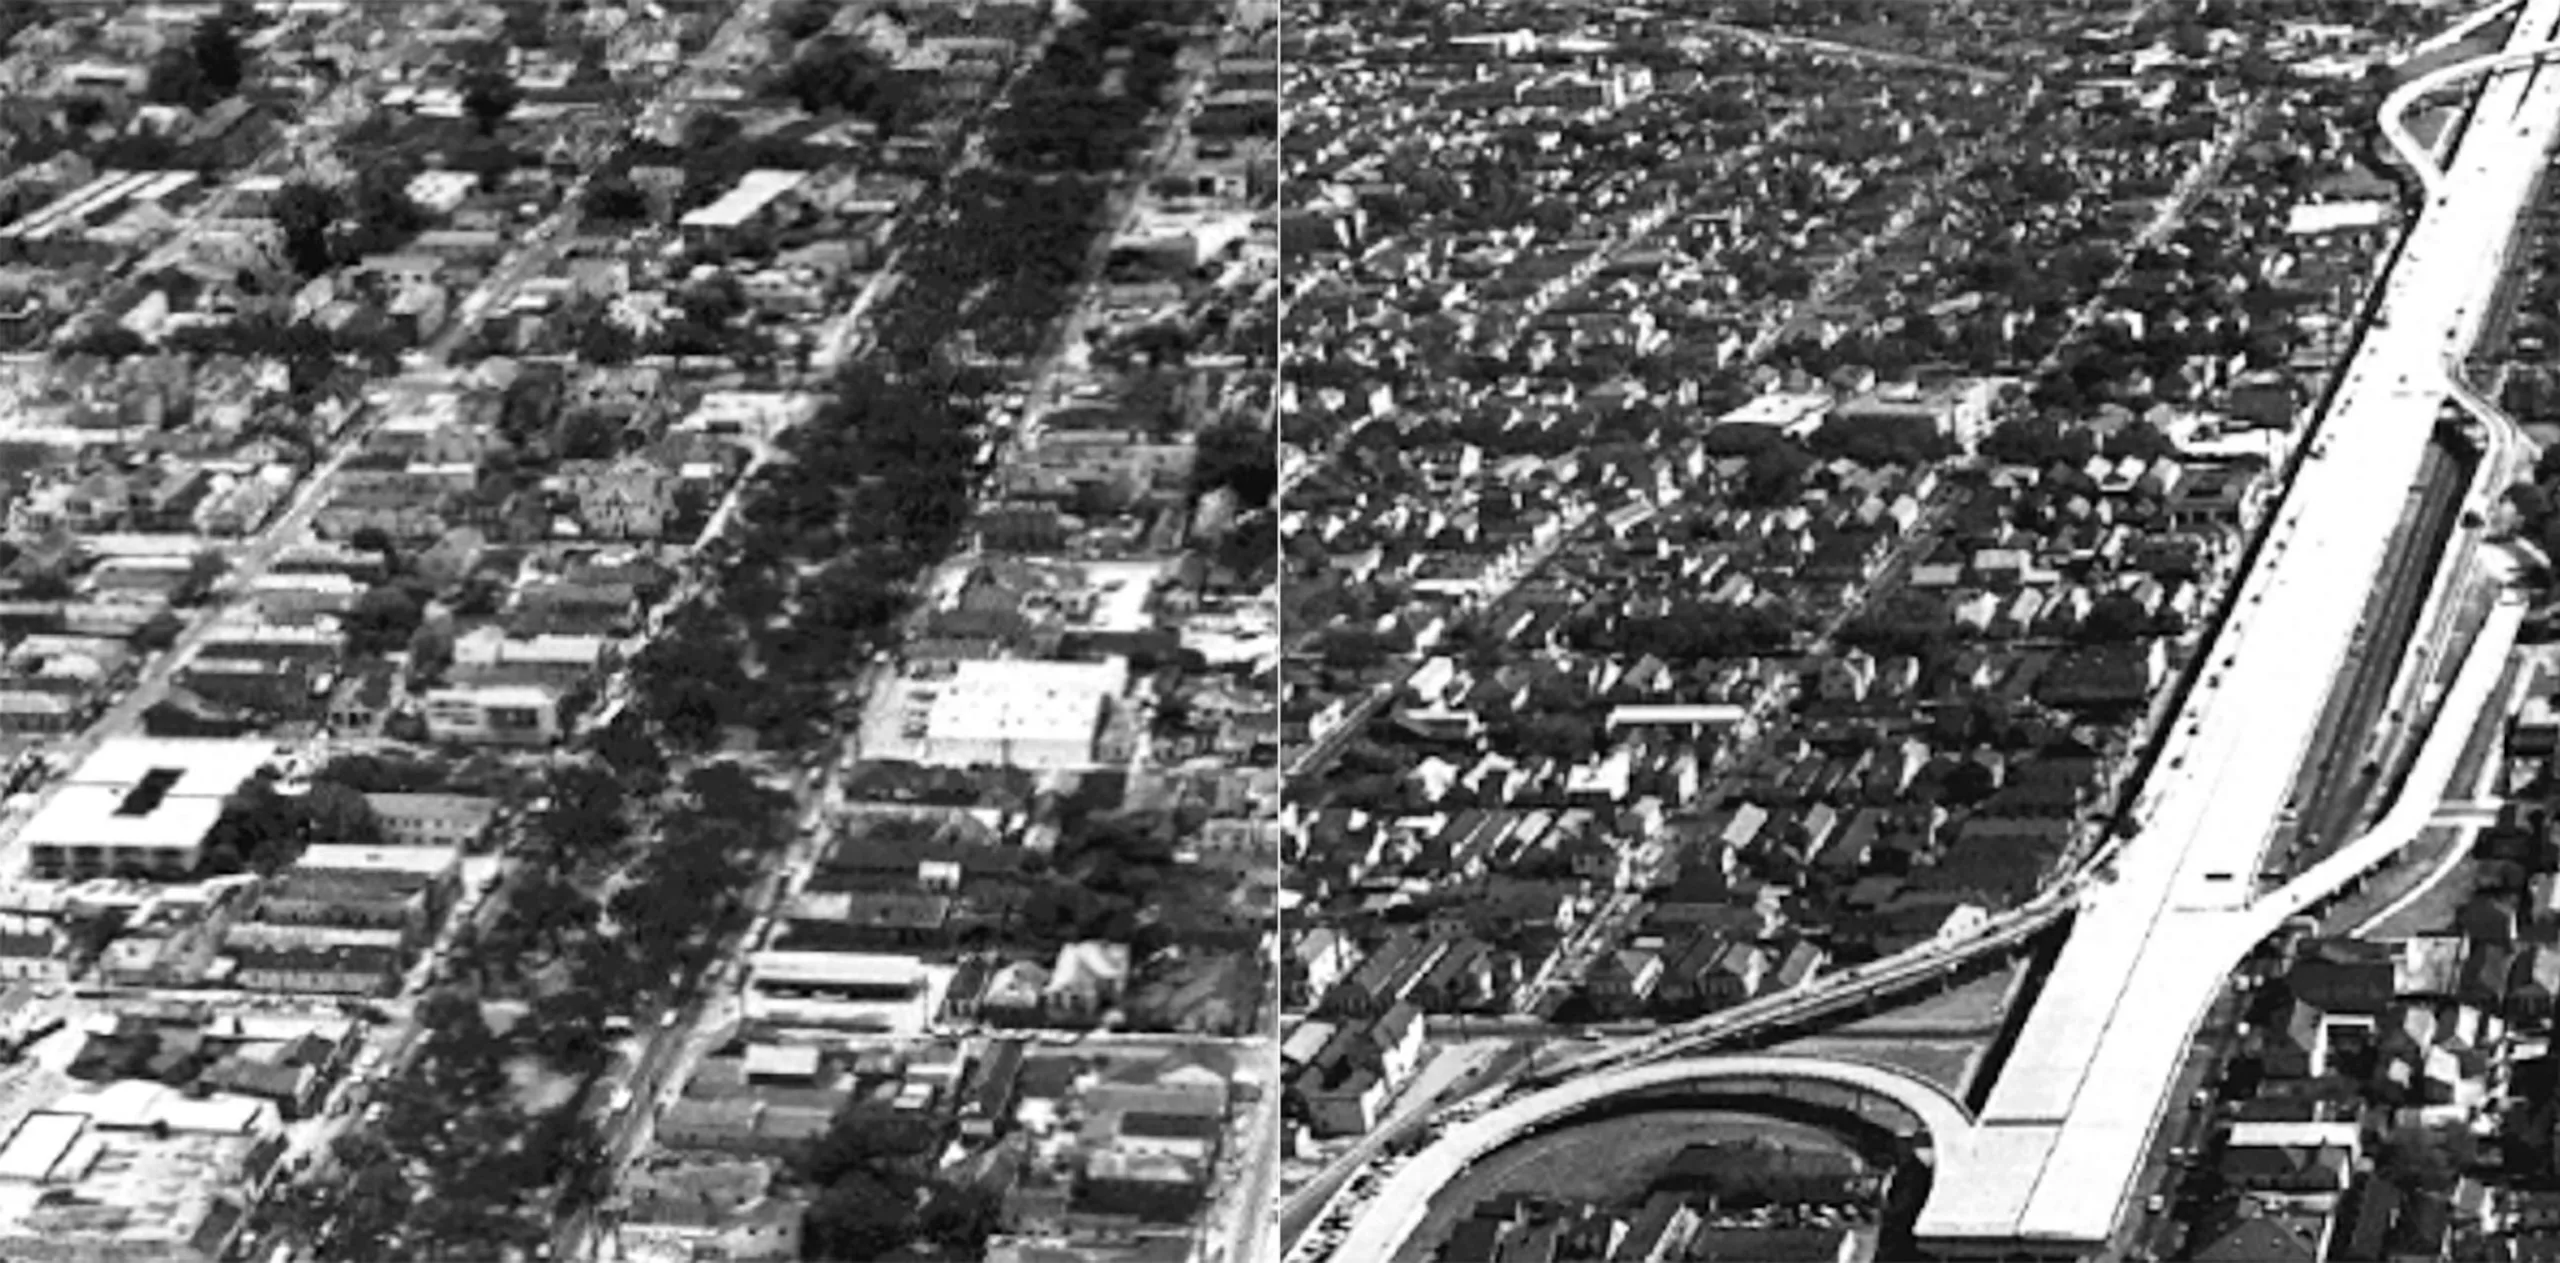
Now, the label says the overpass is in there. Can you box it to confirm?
[1329,592,2525,1263]
[1909,1,2560,1247]
[1505,19,2560,1104]
[1327,1053,1978,1263]
[2396,0,2527,71]
[1913,592,2525,1258]
[1282,889,2074,1249]
[2382,34,2560,193]
[1518,883,2076,1089]
[1327,6,2560,1257]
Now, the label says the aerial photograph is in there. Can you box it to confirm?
[25,0,2560,1258]
[0,0,1283,1261]
[1277,0,2560,1261]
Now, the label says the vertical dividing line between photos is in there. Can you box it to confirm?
[1266,0,1289,1247]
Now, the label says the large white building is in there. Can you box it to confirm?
[904,659,1128,771]
[21,738,273,880]
[743,951,936,1033]
[678,170,810,237]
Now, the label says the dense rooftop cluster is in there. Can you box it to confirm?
[1274,0,2518,1257]
[0,1,1280,1262]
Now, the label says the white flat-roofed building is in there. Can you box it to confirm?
[21,738,274,880]
[421,683,562,747]
[744,951,934,1031]
[679,170,810,235]
[0,1113,85,1182]
[287,844,459,882]
[742,1043,822,1082]
[679,390,820,444]
[1605,704,1751,730]
[1714,390,1831,435]
[222,924,406,953]
[2285,200,2391,236]
[56,1078,275,1135]
[199,615,340,662]
[0,1077,285,1263]
[448,628,612,686]
[747,951,920,996]
[1114,207,1256,269]
[245,570,364,618]
[905,658,1127,771]
[2223,1120,2361,1153]
[68,738,272,791]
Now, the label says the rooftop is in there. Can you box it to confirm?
[19,739,276,855]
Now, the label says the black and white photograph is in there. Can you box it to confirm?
[5,0,2559,1259]
[1280,1,2560,1261]
[0,0,1279,1259]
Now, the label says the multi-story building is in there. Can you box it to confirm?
[421,683,562,747]
[614,1157,805,1263]
[20,737,273,879]
[361,792,499,849]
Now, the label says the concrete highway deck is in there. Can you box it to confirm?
[1328,4,2560,1256]
[1912,6,2560,1247]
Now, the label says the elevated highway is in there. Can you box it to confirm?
[1915,592,2524,1256]
[1331,1053,1978,1263]
[1330,593,2524,1263]
[1324,8,2560,1259]
[1504,16,2560,1099]
[2397,0,2527,69]
[1912,4,2560,1249]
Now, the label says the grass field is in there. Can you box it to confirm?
[2391,21,2514,88]
[1774,1036,1988,1100]
[1390,1110,1865,1263]
[2357,827,2481,940]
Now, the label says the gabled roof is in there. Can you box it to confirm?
[2187,1208,2321,1263]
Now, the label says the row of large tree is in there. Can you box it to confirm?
[873,0,1213,369]
[312,987,609,1260]
[627,364,976,751]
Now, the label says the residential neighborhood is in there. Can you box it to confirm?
[1276,1,2560,1261]
[0,0,1281,1262]
[19,0,2560,1260]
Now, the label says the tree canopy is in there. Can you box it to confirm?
[461,65,523,134]
[146,15,248,110]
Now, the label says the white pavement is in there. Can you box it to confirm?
[1913,5,2560,1245]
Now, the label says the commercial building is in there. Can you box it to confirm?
[420,683,562,747]
[221,925,408,996]
[614,1157,805,1263]
[678,170,810,238]
[0,1077,286,1263]
[901,659,1128,771]
[243,844,460,953]
[21,738,273,879]
[360,792,499,849]
[743,951,935,1031]
[1830,379,2000,451]
[1713,390,1831,435]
